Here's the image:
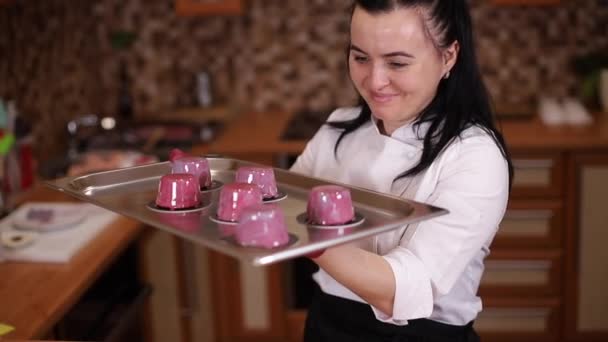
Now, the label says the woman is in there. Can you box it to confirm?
[290,0,513,341]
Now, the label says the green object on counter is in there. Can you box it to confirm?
[0,323,15,335]
[0,133,15,155]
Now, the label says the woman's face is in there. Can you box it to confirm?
[349,6,457,134]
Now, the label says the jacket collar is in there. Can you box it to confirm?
[370,115,429,149]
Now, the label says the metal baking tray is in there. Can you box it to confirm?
[45,157,448,266]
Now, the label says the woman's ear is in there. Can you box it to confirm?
[443,40,460,76]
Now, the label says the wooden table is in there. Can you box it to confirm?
[0,185,144,340]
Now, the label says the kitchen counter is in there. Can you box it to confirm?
[500,115,608,151]
[192,110,608,158]
[0,185,144,340]
[191,111,307,157]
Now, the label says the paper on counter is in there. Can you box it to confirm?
[0,203,118,263]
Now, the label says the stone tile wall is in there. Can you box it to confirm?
[1,0,606,161]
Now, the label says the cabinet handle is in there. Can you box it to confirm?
[485,260,552,270]
[504,209,553,220]
[481,307,551,318]
[178,239,199,317]
[513,159,554,169]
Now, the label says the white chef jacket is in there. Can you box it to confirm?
[290,107,509,326]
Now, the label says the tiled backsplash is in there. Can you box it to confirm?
[0,0,607,161]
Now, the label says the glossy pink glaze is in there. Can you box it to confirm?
[155,173,200,209]
[171,156,212,188]
[306,185,355,225]
[217,182,263,222]
[235,204,289,248]
[235,166,278,198]
[169,148,188,162]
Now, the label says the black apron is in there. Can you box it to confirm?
[304,289,480,342]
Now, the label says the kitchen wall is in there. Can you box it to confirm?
[1,0,607,162]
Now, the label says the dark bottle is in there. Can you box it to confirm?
[117,60,134,122]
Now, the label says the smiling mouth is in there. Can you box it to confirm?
[370,92,397,103]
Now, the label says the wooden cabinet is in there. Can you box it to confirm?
[564,154,608,341]
[479,150,608,342]
[175,0,243,16]
[475,151,565,342]
[138,229,216,342]
[475,297,561,342]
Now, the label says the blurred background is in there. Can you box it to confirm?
[1,0,606,166]
[0,1,607,342]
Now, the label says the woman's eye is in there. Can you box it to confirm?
[353,55,369,63]
[388,62,408,69]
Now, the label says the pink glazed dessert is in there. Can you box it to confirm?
[235,204,289,248]
[155,173,200,210]
[171,156,212,189]
[235,166,278,199]
[168,148,188,162]
[216,183,263,222]
[306,185,355,225]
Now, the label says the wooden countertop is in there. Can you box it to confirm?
[192,111,608,157]
[192,111,307,156]
[0,185,144,340]
[500,116,608,151]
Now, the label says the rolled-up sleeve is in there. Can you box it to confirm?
[370,135,510,324]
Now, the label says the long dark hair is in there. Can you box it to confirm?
[329,0,513,187]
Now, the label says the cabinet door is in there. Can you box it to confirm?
[480,249,561,297]
[511,152,564,199]
[138,230,216,342]
[494,200,563,248]
[138,230,184,342]
[565,154,608,341]
[477,297,560,342]
[208,252,288,342]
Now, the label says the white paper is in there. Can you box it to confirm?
[0,203,118,263]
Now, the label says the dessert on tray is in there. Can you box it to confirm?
[155,173,200,210]
[216,182,263,222]
[306,185,355,225]
[235,204,289,248]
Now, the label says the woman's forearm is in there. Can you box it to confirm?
[313,245,396,316]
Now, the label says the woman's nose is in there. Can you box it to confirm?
[367,64,390,90]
